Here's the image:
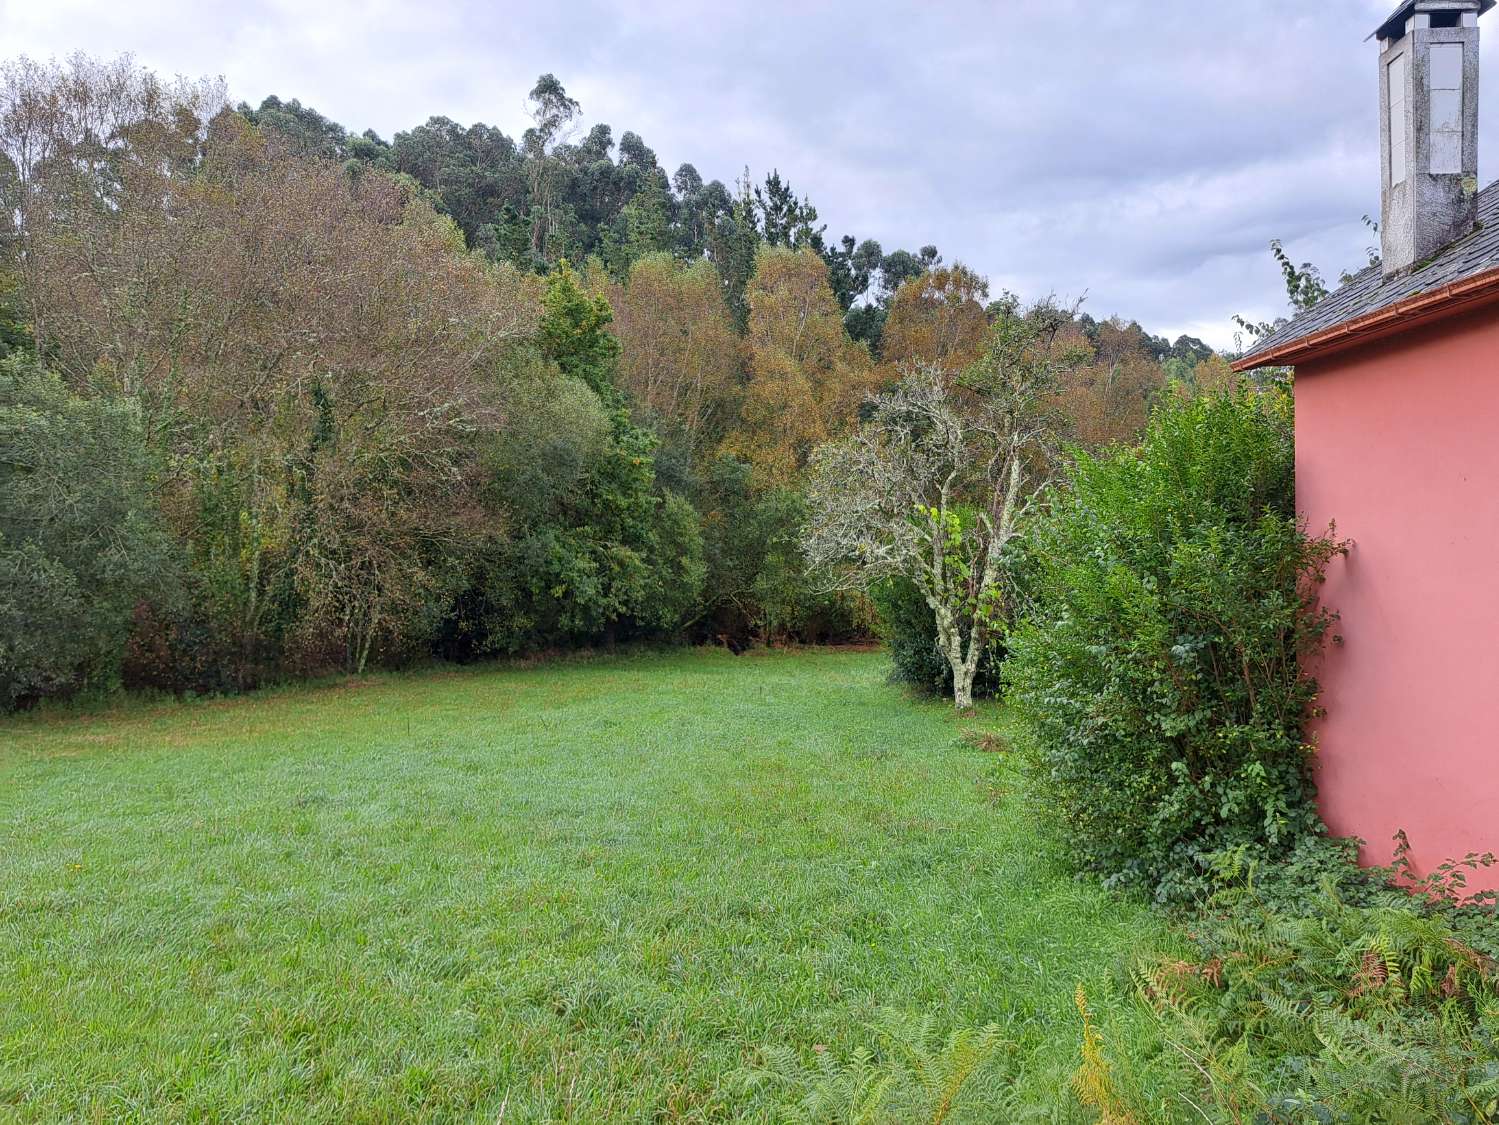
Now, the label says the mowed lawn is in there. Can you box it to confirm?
[0,649,1156,1122]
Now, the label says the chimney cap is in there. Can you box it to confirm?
[1369,0,1492,43]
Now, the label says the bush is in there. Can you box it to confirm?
[870,577,1002,698]
[0,357,175,707]
[1004,385,1345,902]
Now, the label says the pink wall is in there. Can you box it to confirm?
[1296,302,1499,893]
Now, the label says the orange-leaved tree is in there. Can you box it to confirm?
[724,246,875,486]
[600,252,742,455]
[1052,317,1166,449]
[879,263,991,375]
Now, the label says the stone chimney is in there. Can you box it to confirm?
[1374,0,1490,276]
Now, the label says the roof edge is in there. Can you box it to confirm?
[1232,264,1499,371]
[1369,0,1496,43]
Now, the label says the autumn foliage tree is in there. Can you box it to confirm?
[1051,316,1167,449]
[3,56,540,679]
[724,246,876,486]
[878,264,991,375]
[600,252,741,453]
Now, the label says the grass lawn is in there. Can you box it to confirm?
[0,648,1160,1122]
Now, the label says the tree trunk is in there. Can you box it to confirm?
[952,665,975,711]
[932,602,979,712]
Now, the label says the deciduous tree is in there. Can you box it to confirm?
[2,57,542,678]
[725,246,875,486]
[1051,316,1166,448]
[604,253,741,454]
[879,264,991,374]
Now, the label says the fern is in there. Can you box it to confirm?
[1121,863,1499,1123]
[1073,985,1139,1124]
[741,1011,1013,1124]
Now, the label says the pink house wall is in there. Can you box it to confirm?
[1296,301,1499,892]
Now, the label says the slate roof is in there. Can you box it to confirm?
[1371,0,1495,42]
[1240,179,1499,365]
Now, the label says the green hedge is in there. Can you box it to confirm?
[1004,385,1344,902]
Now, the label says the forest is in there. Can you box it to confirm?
[0,55,1230,708]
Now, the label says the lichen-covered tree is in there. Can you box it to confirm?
[803,300,1085,709]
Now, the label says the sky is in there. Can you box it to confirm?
[5,0,1497,349]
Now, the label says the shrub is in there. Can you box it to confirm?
[1004,385,1345,902]
[0,357,175,706]
[870,577,1002,698]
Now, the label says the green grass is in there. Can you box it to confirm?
[0,648,1160,1122]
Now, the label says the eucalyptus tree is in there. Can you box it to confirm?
[522,73,580,264]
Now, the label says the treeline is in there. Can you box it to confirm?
[235,76,1222,370]
[0,54,1232,708]
[240,79,934,349]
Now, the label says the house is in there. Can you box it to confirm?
[1236,0,1499,890]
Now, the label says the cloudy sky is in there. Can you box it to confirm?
[5,0,1496,348]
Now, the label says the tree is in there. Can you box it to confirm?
[603,253,741,454]
[707,171,763,329]
[0,53,228,363]
[600,174,673,276]
[671,164,728,261]
[878,245,942,301]
[538,259,620,400]
[725,246,876,486]
[821,234,884,312]
[1051,316,1166,449]
[382,115,526,252]
[0,356,173,706]
[803,301,1085,710]
[239,95,349,159]
[879,264,991,373]
[0,264,26,359]
[522,73,581,265]
[693,455,861,646]
[756,170,822,249]
[458,352,705,656]
[838,242,943,356]
[2,57,542,679]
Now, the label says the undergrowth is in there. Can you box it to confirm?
[1075,838,1499,1123]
